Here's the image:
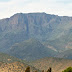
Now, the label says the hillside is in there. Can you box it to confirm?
[8,38,57,61]
[29,57,72,72]
[43,31,72,52]
[56,49,72,59]
[0,61,40,72]
[0,52,40,72]
[0,52,22,63]
[0,13,72,53]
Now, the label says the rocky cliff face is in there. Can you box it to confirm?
[0,12,72,53]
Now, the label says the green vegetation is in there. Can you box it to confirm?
[62,67,72,72]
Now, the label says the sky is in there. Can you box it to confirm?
[0,0,72,19]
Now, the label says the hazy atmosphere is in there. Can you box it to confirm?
[0,0,72,19]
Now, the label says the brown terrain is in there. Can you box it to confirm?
[30,57,72,72]
[0,61,40,72]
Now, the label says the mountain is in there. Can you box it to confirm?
[0,12,72,53]
[29,57,72,72]
[56,49,72,59]
[1,12,72,72]
[8,38,57,61]
[43,31,72,52]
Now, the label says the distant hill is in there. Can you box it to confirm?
[29,57,72,72]
[0,52,22,63]
[8,39,57,61]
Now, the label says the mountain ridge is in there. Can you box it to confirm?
[0,12,72,59]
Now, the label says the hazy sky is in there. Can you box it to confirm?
[0,0,72,19]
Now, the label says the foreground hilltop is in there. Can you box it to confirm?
[0,52,72,72]
[0,61,40,72]
[30,57,72,72]
[0,53,40,72]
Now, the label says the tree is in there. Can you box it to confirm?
[47,67,52,72]
[25,66,30,72]
[62,67,72,72]
[42,70,44,72]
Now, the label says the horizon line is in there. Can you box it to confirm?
[0,12,72,19]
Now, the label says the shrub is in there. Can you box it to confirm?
[47,67,51,72]
[25,66,30,72]
[62,67,72,72]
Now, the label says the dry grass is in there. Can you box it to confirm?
[30,57,72,72]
